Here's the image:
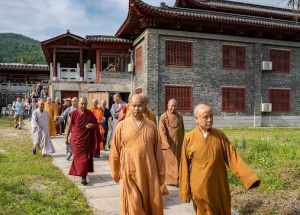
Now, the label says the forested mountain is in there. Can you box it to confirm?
[0,33,46,64]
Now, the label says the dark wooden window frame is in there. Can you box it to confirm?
[101,55,121,73]
[165,40,192,67]
[269,49,291,74]
[269,88,291,112]
[223,45,246,70]
[222,87,246,112]
[165,85,193,112]
[135,46,143,73]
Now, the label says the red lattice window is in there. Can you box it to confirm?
[222,87,246,112]
[135,46,143,73]
[269,89,290,112]
[165,86,192,112]
[223,45,246,70]
[166,41,192,67]
[270,49,290,73]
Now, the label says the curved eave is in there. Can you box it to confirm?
[117,0,300,40]
[116,0,140,38]
[174,0,300,21]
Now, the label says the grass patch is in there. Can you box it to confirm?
[222,128,300,214]
[0,118,92,215]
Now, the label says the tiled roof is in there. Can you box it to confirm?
[139,0,300,30]
[0,63,49,71]
[86,35,132,43]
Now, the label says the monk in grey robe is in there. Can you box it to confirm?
[107,93,126,149]
[179,104,260,215]
[159,98,184,186]
[31,100,55,156]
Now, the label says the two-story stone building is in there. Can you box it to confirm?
[42,0,300,127]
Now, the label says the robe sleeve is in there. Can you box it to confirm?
[31,111,40,133]
[158,116,170,150]
[109,123,122,182]
[65,115,71,144]
[154,127,169,195]
[154,128,165,185]
[53,104,58,121]
[179,137,191,203]
[221,131,260,190]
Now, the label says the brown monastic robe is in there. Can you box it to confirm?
[159,111,184,185]
[179,128,260,215]
[109,117,166,215]
[45,102,57,136]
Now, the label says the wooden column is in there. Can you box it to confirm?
[80,48,84,80]
[96,49,101,83]
[53,47,57,79]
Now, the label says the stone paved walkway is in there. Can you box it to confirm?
[51,136,194,215]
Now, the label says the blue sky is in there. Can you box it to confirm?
[0,0,291,41]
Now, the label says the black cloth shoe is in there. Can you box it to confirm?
[81,176,88,186]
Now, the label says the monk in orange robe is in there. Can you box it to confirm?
[69,97,100,185]
[90,99,105,157]
[159,98,184,186]
[179,104,260,215]
[110,94,167,215]
[45,97,57,137]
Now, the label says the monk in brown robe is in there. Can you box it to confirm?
[159,98,184,186]
[44,97,57,136]
[68,97,100,185]
[109,94,167,215]
[179,104,260,215]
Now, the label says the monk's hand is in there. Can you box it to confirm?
[112,174,120,183]
[160,184,169,196]
[85,123,95,129]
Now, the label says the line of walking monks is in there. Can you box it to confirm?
[31,93,261,215]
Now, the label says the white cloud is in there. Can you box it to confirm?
[0,0,287,41]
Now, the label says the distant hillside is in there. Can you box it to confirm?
[0,33,46,64]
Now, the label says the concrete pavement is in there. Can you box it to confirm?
[51,136,194,215]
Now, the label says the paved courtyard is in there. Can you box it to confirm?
[51,136,194,215]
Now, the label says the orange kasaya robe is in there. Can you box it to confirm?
[159,111,185,185]
[179,128,260,215]
[125,105,157,125]
[90,106,105,156]
[45,102,57,136]
[109,117,167,215]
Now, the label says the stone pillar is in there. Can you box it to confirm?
[52,48,57,80]
[253,43,263,127]
[96,49,101,83]
[80,48,84,81]
[146,31,160,115]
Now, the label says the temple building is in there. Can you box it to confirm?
[0,63,49,107]
[42,0,300,127]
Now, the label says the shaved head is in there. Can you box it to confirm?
[131,94,147,105]
[194,103,213,131]
[131,94,147,119]
[92,98,99,106]
[194,104,212,118]
[168,98,177,106]
[79,97,88,112]
[167,98,177,113]
[38,99,45,111]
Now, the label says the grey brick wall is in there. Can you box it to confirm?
[136,28,300,127]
